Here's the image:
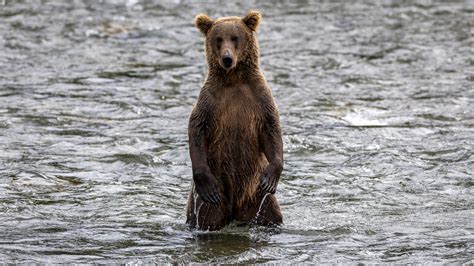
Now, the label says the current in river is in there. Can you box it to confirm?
[0,0,473,263]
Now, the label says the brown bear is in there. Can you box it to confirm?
[186,10,283,231]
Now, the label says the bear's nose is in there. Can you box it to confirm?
[222,56,233,68]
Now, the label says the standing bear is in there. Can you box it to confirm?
[186,10,283,231]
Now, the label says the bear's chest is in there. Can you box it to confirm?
[208,85,265,168]
[213,85,263,132]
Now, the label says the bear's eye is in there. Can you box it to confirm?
[216,37,223,43]
[231,36,238,42]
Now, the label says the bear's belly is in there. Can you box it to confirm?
[208,121,264,174]
[207,124,267,208]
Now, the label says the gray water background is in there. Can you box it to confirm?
[0,0,473,263]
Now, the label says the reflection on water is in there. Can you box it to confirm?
[0,0,473,263]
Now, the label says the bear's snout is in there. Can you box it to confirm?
[220,49,236,70]
[222,55,233,68]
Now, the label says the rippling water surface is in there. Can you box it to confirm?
[1,0,473,263]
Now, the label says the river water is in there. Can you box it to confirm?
[0,0,473,263]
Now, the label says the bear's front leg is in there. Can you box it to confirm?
[188,94,223,204]
[258,101,283,195]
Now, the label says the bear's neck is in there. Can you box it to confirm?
[206,59,262,86]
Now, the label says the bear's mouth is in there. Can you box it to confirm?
[220,57,236,71]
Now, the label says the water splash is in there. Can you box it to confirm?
[254,193,271,222]
[192,192,205,229]
[193,192,198,217]
[195,202,204,229]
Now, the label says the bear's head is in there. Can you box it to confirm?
[195,10,261,71]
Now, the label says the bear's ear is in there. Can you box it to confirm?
[242,10,261,31]
[195,13,214,35]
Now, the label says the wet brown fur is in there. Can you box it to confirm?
[187,11,283,230]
